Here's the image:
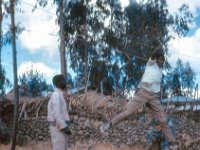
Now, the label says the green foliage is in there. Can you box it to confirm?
[35,0,195,96]
[89,60,114,95]
[68,0,192,95]
[162,59,196,97]
[16,133,27,146]
[123,0,192,85]
[173,4,193,37]
[3,23,25,45]
[0,65,11,96]
[175,60,196,96]
[19,69,48,97]
[0,120,11,144]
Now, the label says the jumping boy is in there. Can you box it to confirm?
[100,46,177,149]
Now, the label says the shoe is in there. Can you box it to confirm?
[168,143,177,150]
[100,122,111,133]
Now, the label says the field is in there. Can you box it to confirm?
[0,139,146,150]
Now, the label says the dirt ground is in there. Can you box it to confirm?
[0,139,146,150]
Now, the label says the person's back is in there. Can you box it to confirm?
[48,88,70,129]
[138,57,163,93]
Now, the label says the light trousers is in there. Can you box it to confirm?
[111,88,175,142]
[50,125,68,150]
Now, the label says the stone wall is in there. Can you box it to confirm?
[1,91,200,149]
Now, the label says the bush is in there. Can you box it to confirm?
[0,120,11,144]
[19,69,48,97]
[0,65,11,96]
[16,133,27,146]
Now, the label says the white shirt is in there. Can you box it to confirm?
[47,88,70,130]
[138,58,162,93]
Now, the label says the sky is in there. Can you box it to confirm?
[2,0,200,92]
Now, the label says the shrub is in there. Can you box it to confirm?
[0,120,11,144]
[19,69,48,97]
[16,133,27,146]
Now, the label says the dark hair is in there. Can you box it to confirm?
[52,74,66,89]
[150,39,165,59]
[152,50,165,60]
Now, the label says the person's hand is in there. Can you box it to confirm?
[61,121,72,135]
[61,126,72,135]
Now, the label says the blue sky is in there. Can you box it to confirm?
[2,0,200,92]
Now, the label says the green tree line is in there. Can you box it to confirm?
[37,0,195,97]
[0,0,196,97]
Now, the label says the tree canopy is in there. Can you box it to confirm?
[61,0,193,96]
[162,59,196,98]
[19,69,48,97]
[23,0,196,97]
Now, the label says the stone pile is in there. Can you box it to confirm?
[1,91,200,149]
[17,117,49,142]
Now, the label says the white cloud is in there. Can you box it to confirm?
[19,20,59,54]
[16,0,200,57]
[18,61,56,83]
[167,0,200,16]
[17,0,59,55]
[120,0,129,8]
[168,28,200,84]
[164,0,200,84]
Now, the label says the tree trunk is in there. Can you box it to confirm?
[0,0,2,66]
[84,40,88,88]
[59,0,67,87]
[10,0,19,149]
[0,0,2,94]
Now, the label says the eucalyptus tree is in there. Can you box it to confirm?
[122,0,193,91]
[62,0,112,91]
[183,62,196,96]
[63,0,89,86]
[0,0,2,66]
[0,0,24,96]
[173,59,196,96]
[172,59,184,95]
[162,59,196,97]
[63,0,126,94]
[0,0,11,95]
[35,0,68,86]
[87,0,193,95]
[63,0,193,96]
[10,0,18,149]
[101,0,127,95]
[35,0,194,96]
[19,69,48,97]
[0,67,11,95]
[57,0,67,82]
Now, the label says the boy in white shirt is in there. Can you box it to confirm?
[100,48,176,149]
[47,74,71,150]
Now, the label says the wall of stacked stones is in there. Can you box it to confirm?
[1,92,200,149]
